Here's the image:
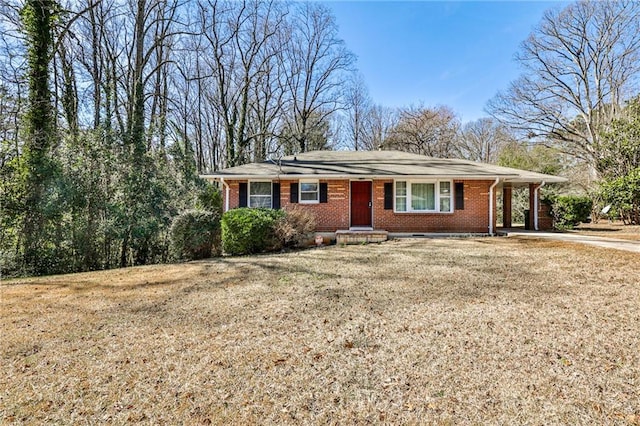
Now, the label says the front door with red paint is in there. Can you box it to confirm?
[350,181,372,227]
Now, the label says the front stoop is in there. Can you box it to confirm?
[336,230,388,245]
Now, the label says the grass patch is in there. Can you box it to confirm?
[571,222,640,241]
[1,238,639,424]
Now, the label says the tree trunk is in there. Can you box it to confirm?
[20,0,57,273]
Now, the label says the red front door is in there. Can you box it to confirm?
[351,181,372,227]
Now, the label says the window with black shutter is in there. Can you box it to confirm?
[272,182,281,209]
[239,182,248,207]
[319,183,328,203]
[455,182,464,210]
[383,182,393,210]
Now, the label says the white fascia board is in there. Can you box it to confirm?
[200,174,521,181]
[504,177,567,184]
[384,175,518,180]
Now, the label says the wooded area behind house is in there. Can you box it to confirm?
[1,0,639,276]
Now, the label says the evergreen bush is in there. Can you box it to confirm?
[196,183,222,213]
[600,168,640,225]
[169,210,220,261]
[548,195,593,229]
[221,208,285,255]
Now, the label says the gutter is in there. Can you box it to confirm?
[488,177,500,235]
[534,181,546,231]
[220,177,230,213]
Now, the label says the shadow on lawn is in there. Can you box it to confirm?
[572,227,622,232]
[2,239,582,316]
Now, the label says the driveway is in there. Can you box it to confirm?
[501,230,640,254]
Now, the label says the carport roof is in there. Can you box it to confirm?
[201,150,567,184]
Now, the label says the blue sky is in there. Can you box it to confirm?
[328,1,567,123]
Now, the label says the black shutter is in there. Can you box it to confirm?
[455,182,464,210]
[384,182,393,210]
[239,182,248,207]
[319,182,328,203]
[290,182,298,203]
[272,182,281,209]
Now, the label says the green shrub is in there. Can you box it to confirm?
[196,183,222,214]
[548,195,593,229]
[273,207,317,248]
[221,208,285,255]
[170,210,220,261]
[600,168,640,225]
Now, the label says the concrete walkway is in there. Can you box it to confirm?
[500,229,640,254]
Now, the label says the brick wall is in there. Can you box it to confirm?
[280,179,350,232]
[223,179,350,232]
[538,202,553,231]
[524,183,554,231]
[225,180,241,210]
[373,179,494,233]
[223,178,496,233]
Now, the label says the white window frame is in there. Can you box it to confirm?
[248,180,272,208]
[299,179,319,204]
[395,181,408,212]
[394,179,453,213]
[439,181,452,213]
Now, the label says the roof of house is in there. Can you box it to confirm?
[201,150,567,184]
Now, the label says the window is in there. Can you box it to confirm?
[249,181,272,208]
[439,181,451,212]
[411,182,435,211]
[395,181,407,212]
[299,180,319,203]
[395,180,453,213]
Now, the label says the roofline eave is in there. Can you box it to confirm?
[504,177,568,184]
[200,173,527,181]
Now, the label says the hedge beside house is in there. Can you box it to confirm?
[221,208,285,255]
[548,195,593,229]
[170,210,220,260]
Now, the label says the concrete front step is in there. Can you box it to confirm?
[335,230,388,245]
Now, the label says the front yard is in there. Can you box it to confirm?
[571,221,640,241]
[1,238,639,424]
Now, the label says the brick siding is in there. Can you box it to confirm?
[373,179,494,233]
[280,179,350,232]
[223,178,497,233]
[226,181,240,210]
[538,201,553,231]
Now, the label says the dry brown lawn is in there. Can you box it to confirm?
[1,238,639,425]
[571,222,640,241]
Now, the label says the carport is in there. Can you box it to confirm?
[498,177,563,231]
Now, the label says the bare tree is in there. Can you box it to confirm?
[344,71,371,151]
[279,2,354,154]
[248,16,289,162]
[170,25,227,173]
[146,0,180,152]
[0,0,28,159]
[198,0,285,166]
[360,104,397,151]
[457,118,514,163]
[487,0,640,172]
[384,105,460,158]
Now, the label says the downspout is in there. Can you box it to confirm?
[220,177,230,213]
[534,181,546,231]
[488,178,500,236]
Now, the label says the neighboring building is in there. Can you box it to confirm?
[201,150,567,237]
